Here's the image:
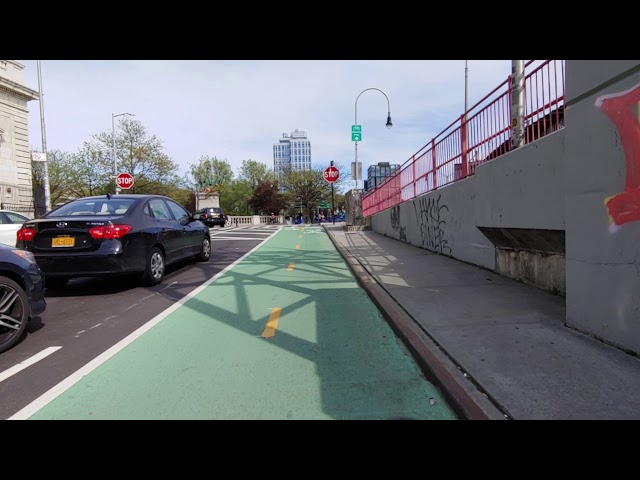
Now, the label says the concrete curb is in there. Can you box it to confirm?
[323,225,506,420]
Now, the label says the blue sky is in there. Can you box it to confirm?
[18,60,515,188]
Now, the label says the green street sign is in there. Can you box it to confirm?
[352,125,361,132]
[352,132,362,142]
[318,201,331,209]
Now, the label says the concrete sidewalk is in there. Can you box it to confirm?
[323,224,640,420]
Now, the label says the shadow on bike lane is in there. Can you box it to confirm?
[17,226,457,420]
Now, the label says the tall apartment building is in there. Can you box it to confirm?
[273,129,311,182]
[365,162,400,191]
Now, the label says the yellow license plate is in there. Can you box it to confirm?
[212,214,219,218]
[52,237,75,247]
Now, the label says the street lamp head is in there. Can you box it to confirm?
[386,114,393,129]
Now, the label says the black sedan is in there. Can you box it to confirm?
[0,243,46,354]
[15,194,211,289]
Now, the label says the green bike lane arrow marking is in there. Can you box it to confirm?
[14,226,456,420]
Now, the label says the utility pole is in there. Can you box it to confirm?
[511,60,525,149]
[37,60,51,213]
[112,112,134,194]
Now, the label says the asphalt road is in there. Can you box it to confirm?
[0,225,278,419]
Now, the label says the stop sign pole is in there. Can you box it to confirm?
[323,163,339,224]
[330,161,336,224]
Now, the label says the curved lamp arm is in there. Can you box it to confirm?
[355,87,392,128]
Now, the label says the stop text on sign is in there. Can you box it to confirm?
[323,166,339,183]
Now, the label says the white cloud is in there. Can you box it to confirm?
[19,60,514,188]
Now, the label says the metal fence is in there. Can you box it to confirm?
[0,185,45,218]
[363,60,565,217]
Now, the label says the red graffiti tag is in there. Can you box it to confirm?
[596,83,640,225]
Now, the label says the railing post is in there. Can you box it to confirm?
[460,114,468,177]
[412,155,416,199]
[431,139,437,191]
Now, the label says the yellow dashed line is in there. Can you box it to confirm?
[301,227,304,232]
[298,235,302,238]
[296,244,300,250]
[288,262,295,271]
[261,307,281,338]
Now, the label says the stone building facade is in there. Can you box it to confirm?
[0,60,39,215]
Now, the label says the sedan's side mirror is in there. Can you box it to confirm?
[192,213,201,221]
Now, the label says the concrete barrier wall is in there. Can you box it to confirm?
[371,128,565,272]
[564,61,640,354]
[371,60,640,355]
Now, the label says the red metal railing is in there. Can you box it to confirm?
[363,60,565,217]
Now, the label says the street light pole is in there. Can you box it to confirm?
[464,60,469,118]
[354,87,392,190]
[112,112,134,194]
[36,60,51,213]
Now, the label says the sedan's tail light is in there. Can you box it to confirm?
[17,227,37,241]
[89,224,132,239]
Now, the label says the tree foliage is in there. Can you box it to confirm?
[221,180,253,215]
[280,169,330,219]
[248,180,288,215]
[33,119,193,212]
[189,156,234,190]
[89,117,180,194]
[239,160,274,188]
[64,144,114,198]
[31,149,76,209]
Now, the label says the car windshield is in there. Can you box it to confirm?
[46,199,137,217]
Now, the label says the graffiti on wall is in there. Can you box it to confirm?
[596,82,640,226]
[389,205,406,242]
[413,194,452,255]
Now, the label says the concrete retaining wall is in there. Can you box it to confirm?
[564,61,640,354]
[371,129,566,280]
[371,60,640,355]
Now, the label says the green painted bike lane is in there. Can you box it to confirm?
[21,226,457,420]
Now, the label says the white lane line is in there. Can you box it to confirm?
[0,346,62,384]
[8,229,280,420]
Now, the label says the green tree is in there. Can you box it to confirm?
[312,161,350,193]
[239,159,274,188]
[64,144,114,198]
[31,149,77,214]
[89,117,180,194]
[221,179,253,215]
[189,156,234,190]
[247,180,288,215]
[280,169,330,220]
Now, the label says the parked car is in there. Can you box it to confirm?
[0,210,31,247]
[15,194,211,289]
[195,207,228,228]
[0,243,47,354]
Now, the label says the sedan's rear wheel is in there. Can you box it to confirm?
[140,247,165,286]
[0,276,29,354]
[196,236,211,262]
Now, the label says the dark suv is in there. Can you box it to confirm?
[196,207,227,227]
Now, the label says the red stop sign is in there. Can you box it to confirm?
[116,172,134,189]
[323,166,339,183]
